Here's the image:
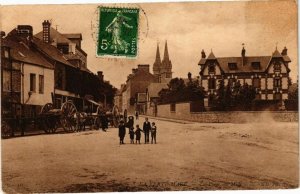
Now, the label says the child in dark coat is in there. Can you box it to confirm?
[151,122,157,144]
[129,127,135,144]
[135,124,143,144]
[118,120,126,145]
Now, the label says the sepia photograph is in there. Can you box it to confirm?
[0,0,299,192]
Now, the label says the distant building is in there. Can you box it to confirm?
[122,64,156,114]
[114,84,126,112]
[198,46,292,107]
[153,41,172,83]
[146,82,168,116]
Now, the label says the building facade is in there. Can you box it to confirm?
[1,25,55,117]
[122,64,156,114]
[198,46,291,106]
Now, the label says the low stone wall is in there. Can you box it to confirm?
[156,103,298,123]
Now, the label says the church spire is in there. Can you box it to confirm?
[155,43,161,63]
[163,40,170,62]
[153,42,162,76]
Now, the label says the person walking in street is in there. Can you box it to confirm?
[151,122,157,144]
[135,111,139,120]
[118,120,126,144]
[143,117,151,144]
[100,112,108,132]
[129,127,135,144]
[135,124,143,144]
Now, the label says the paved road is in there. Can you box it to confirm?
[1,117,298,192]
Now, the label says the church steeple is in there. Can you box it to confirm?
[163,40,169,62]
[155,43,161,63]
[161,40,172,79]
[153,42,161,76]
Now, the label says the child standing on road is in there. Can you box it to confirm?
[151,122,157,144]
[135,124,143,144]
[129,127,135,144]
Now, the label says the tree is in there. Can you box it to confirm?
[158,76,205,104]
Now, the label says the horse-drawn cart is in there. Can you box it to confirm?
[1,99,123,138]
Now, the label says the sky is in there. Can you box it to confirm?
[1,0,298,88]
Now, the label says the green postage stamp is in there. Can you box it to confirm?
[97,7,139,58]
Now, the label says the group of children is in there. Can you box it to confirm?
[128,122,157,144]
[118,118,157,145]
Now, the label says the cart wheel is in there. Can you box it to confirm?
[61,101,77,132]
[40,103,53,114]
[42,115,59,134]
[1,120,13,138]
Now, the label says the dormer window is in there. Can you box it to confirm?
[252,62,260,70]
[57,43,69,54]
[228,63,237,70]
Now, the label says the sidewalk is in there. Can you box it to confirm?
[139,115,196,124]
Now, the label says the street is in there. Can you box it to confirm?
[1,117,298,192]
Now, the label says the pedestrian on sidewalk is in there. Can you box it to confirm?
[151,122,157,144]
[143,117,151,144]
[135,124,143,144]
[129,127,135,144]
[118,120,126,144]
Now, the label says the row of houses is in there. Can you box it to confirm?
[1,20,104,118]
[114,42,293,116]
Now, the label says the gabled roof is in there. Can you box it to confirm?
[217,56,272,73]
[207,51,216,60]
[35,27,72,44]
[3,36,53,69]
[147,83,168,98]
[272,49,283,58]
[31,36,74,67]
[200,51,292,74]
[127,68,156,82]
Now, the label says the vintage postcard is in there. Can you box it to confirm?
[0,0,298,193]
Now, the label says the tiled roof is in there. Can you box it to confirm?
[217,56,272,73]
[2,36,54,69]
[147,83,168,98]
[31,37,74,67]
[200,54,291,74]
[35,27,72,44]
[35,27,90,71]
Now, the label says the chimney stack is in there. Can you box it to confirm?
[201,49,206,58]
[281,46,288,56]
[137,64,150,73]
[132,68,138,74]
[1,31,6,38]
[42,20,51,43]
[97,71,104,81]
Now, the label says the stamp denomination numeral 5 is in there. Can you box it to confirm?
[100,39,108,50]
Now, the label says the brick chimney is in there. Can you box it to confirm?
[97,71,104,81]
[137,64,150,73]
[132,68,138,74]
[0,31,6,38]
[42,20,51,43]
[17,25,33,46]
[17,25,33,38]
